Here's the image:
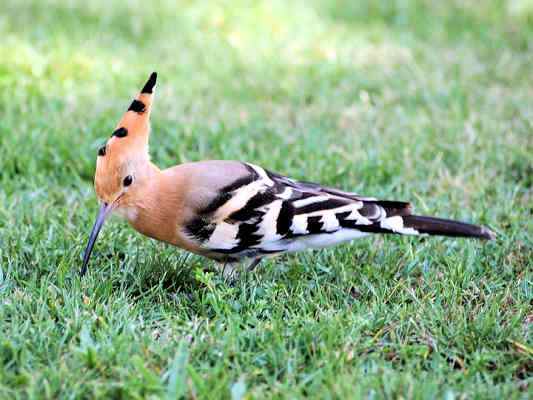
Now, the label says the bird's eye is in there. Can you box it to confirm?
[123,175,133,187]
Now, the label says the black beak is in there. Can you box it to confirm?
[80,203,112,276]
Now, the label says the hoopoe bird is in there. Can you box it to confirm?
[81,72,495,276]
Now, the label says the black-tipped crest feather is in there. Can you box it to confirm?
[141,72,157,93]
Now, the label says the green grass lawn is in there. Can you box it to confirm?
[1,0,532,398]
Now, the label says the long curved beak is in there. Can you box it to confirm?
[80,202,113,276]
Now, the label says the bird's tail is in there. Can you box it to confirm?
[352,200,495,240]
[401,215,495,240]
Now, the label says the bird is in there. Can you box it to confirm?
[80,72,495,276]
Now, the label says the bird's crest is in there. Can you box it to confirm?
[101,72,156,156]
[94,72,157,200]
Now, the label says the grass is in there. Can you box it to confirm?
[0,0,532,398]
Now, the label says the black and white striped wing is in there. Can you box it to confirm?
[184,163,417,260]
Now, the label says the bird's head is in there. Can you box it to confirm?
[81,72,157,276]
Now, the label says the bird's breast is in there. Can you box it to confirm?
[124,205,210,257]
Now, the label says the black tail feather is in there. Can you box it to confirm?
[403,215,495,240]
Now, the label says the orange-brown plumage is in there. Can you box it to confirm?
[80,73,495,276]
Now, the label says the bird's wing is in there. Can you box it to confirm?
[180,162,414,260]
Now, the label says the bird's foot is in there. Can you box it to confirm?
[217,258,264,285]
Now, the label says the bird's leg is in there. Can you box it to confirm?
[220,261,239,283]
[218,258,263,285]
[246,257,263,272]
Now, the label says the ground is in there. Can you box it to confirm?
[0,0,532,398]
